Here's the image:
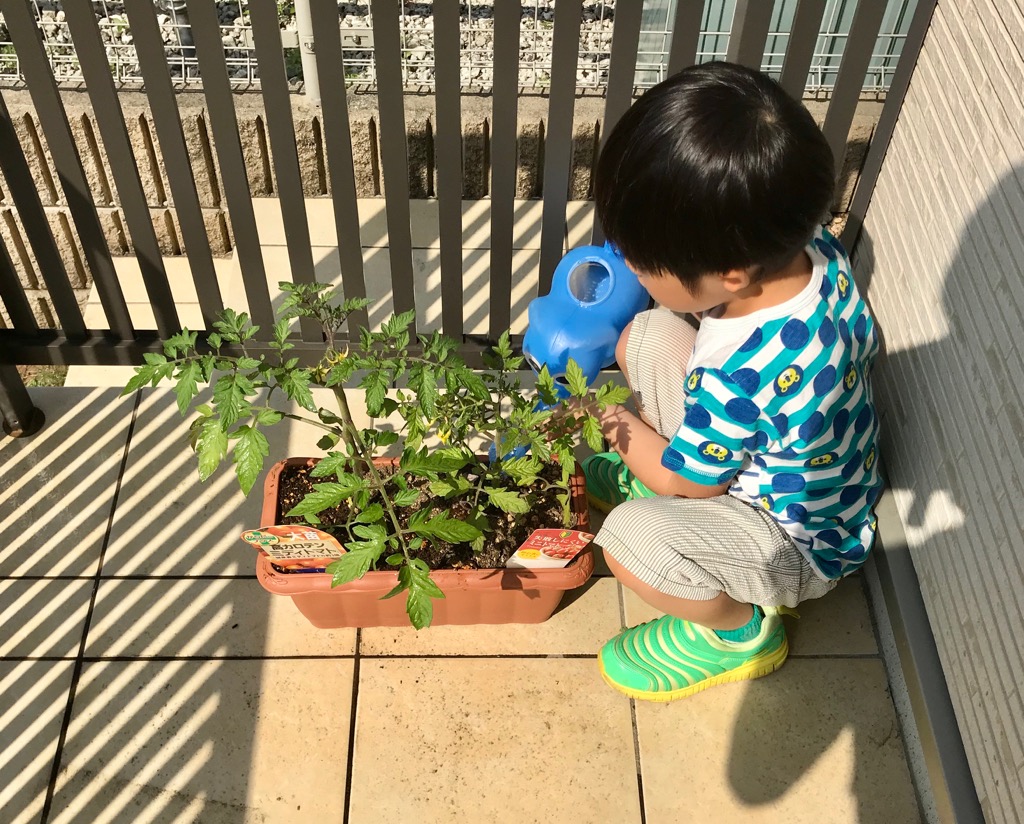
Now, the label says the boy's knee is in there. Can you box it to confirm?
[616,321,634,378]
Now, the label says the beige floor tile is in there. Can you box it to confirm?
[621,575,877,656]
[0,579,92,658]
[359,576,622,655]
[634,659,920,824]
[50,659,353,824]
[0,388,134,576]
[101,387,371,576]
[0,661,75,824]
[86,578,355,657]
[350,658,641,823]
[409,198,550,249]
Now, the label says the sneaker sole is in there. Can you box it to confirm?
[598,636,789,703]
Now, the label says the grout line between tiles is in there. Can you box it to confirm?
[615,580,647,824]
[40,388,142,824]
[342,628,361,824]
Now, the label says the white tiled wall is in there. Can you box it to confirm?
[854,2,1024,820]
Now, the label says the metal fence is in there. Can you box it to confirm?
[0,0,936,437]
[0,0,916,94]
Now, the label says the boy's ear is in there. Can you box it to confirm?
[719,266,759,293]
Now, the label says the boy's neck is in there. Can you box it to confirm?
[717,251,814,320]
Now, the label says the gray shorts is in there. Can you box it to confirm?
[594,308,838,608]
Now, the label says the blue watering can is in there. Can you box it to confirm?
[523,241,651,397]
[489,242,650,463]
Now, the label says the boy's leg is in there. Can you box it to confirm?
[583,309,695,511]
[593,494,833,702]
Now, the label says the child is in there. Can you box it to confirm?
[583,61,881,702]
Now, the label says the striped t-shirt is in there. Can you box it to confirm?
[661,226,882,580]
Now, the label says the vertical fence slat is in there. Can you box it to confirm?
[591,1,643,245]
[184,0,274,334]
[249,0,317,340]
[2,0,133,339]
[725,0,775,69]
[64,3,180,336]
[667,0,705,75]
[538,0,583,293]
[844,0,937,250]
[0,364,41,437]
[0,232,37,330]
[371,0,416,330]
[0,92,84,336]
[124,0,224,330]
[822,0,887,176]
[779,0,827,99]
[488,0,520,339]
[309,0,368,336]
[433,0,464,340]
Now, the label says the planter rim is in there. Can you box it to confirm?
[257,456,594,597]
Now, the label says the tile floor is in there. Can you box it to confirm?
[1,387,922,823]
[9,198,921,821]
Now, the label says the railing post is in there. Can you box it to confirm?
[294,0,320,104]
[0,365,44,437]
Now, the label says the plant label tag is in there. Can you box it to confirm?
[240,525,345,571]
[506,528,594,569]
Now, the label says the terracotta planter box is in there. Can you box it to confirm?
[256,457,594,628]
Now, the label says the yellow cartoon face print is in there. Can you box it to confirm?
[809,453,835,467]
[759,495,774,510]
[774,365,804,396]
[837,270,850,299]
[844,363,858,390]
[699,441,732,462]
[686,368,704,393]
[864,446,876,471]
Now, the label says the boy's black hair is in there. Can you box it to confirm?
[595,61,834,288]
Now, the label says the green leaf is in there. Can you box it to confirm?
[208,332,223,350]
[195,403,214,417]
[404,563,444,630]
[391,488,420,508]
[195,418,228,482]
[255,408,283,426]
[408,510,483,544]
[237,357,261,370]
[353,523,387,542]
[272,318,291,348]
[597,382,631,406]
[501,456,542,484]
[317,433,340,450]
[277,369,316,412]
[354,503,385,524]
[386,553,404,566]
[376,430,399,447]
[173,360,200,415]
[143,352,167,366]
[486,488,531,514]
[213,373,250,429]
[327,542,385,587]
[123,364,157,395]
[286,477,366,518]
[361,372,389,416]
[309,452,351,478]
[495,330,513,360]
[535,364,559,406]
[429,477,471,498]
[232,425,269,495]
[399,448,471,477]
[582,415,604,453]
[564,358,589,397]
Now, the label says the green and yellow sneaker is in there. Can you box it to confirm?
[598,606,794,702]
[581,452,657,513]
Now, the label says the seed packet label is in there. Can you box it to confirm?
[240,525,346,566]
[506,528,594,569]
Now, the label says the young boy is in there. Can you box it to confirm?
[584,61,881,702]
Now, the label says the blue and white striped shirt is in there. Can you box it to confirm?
[662,226,882,580]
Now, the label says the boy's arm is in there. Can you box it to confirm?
[596,404,733,499]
